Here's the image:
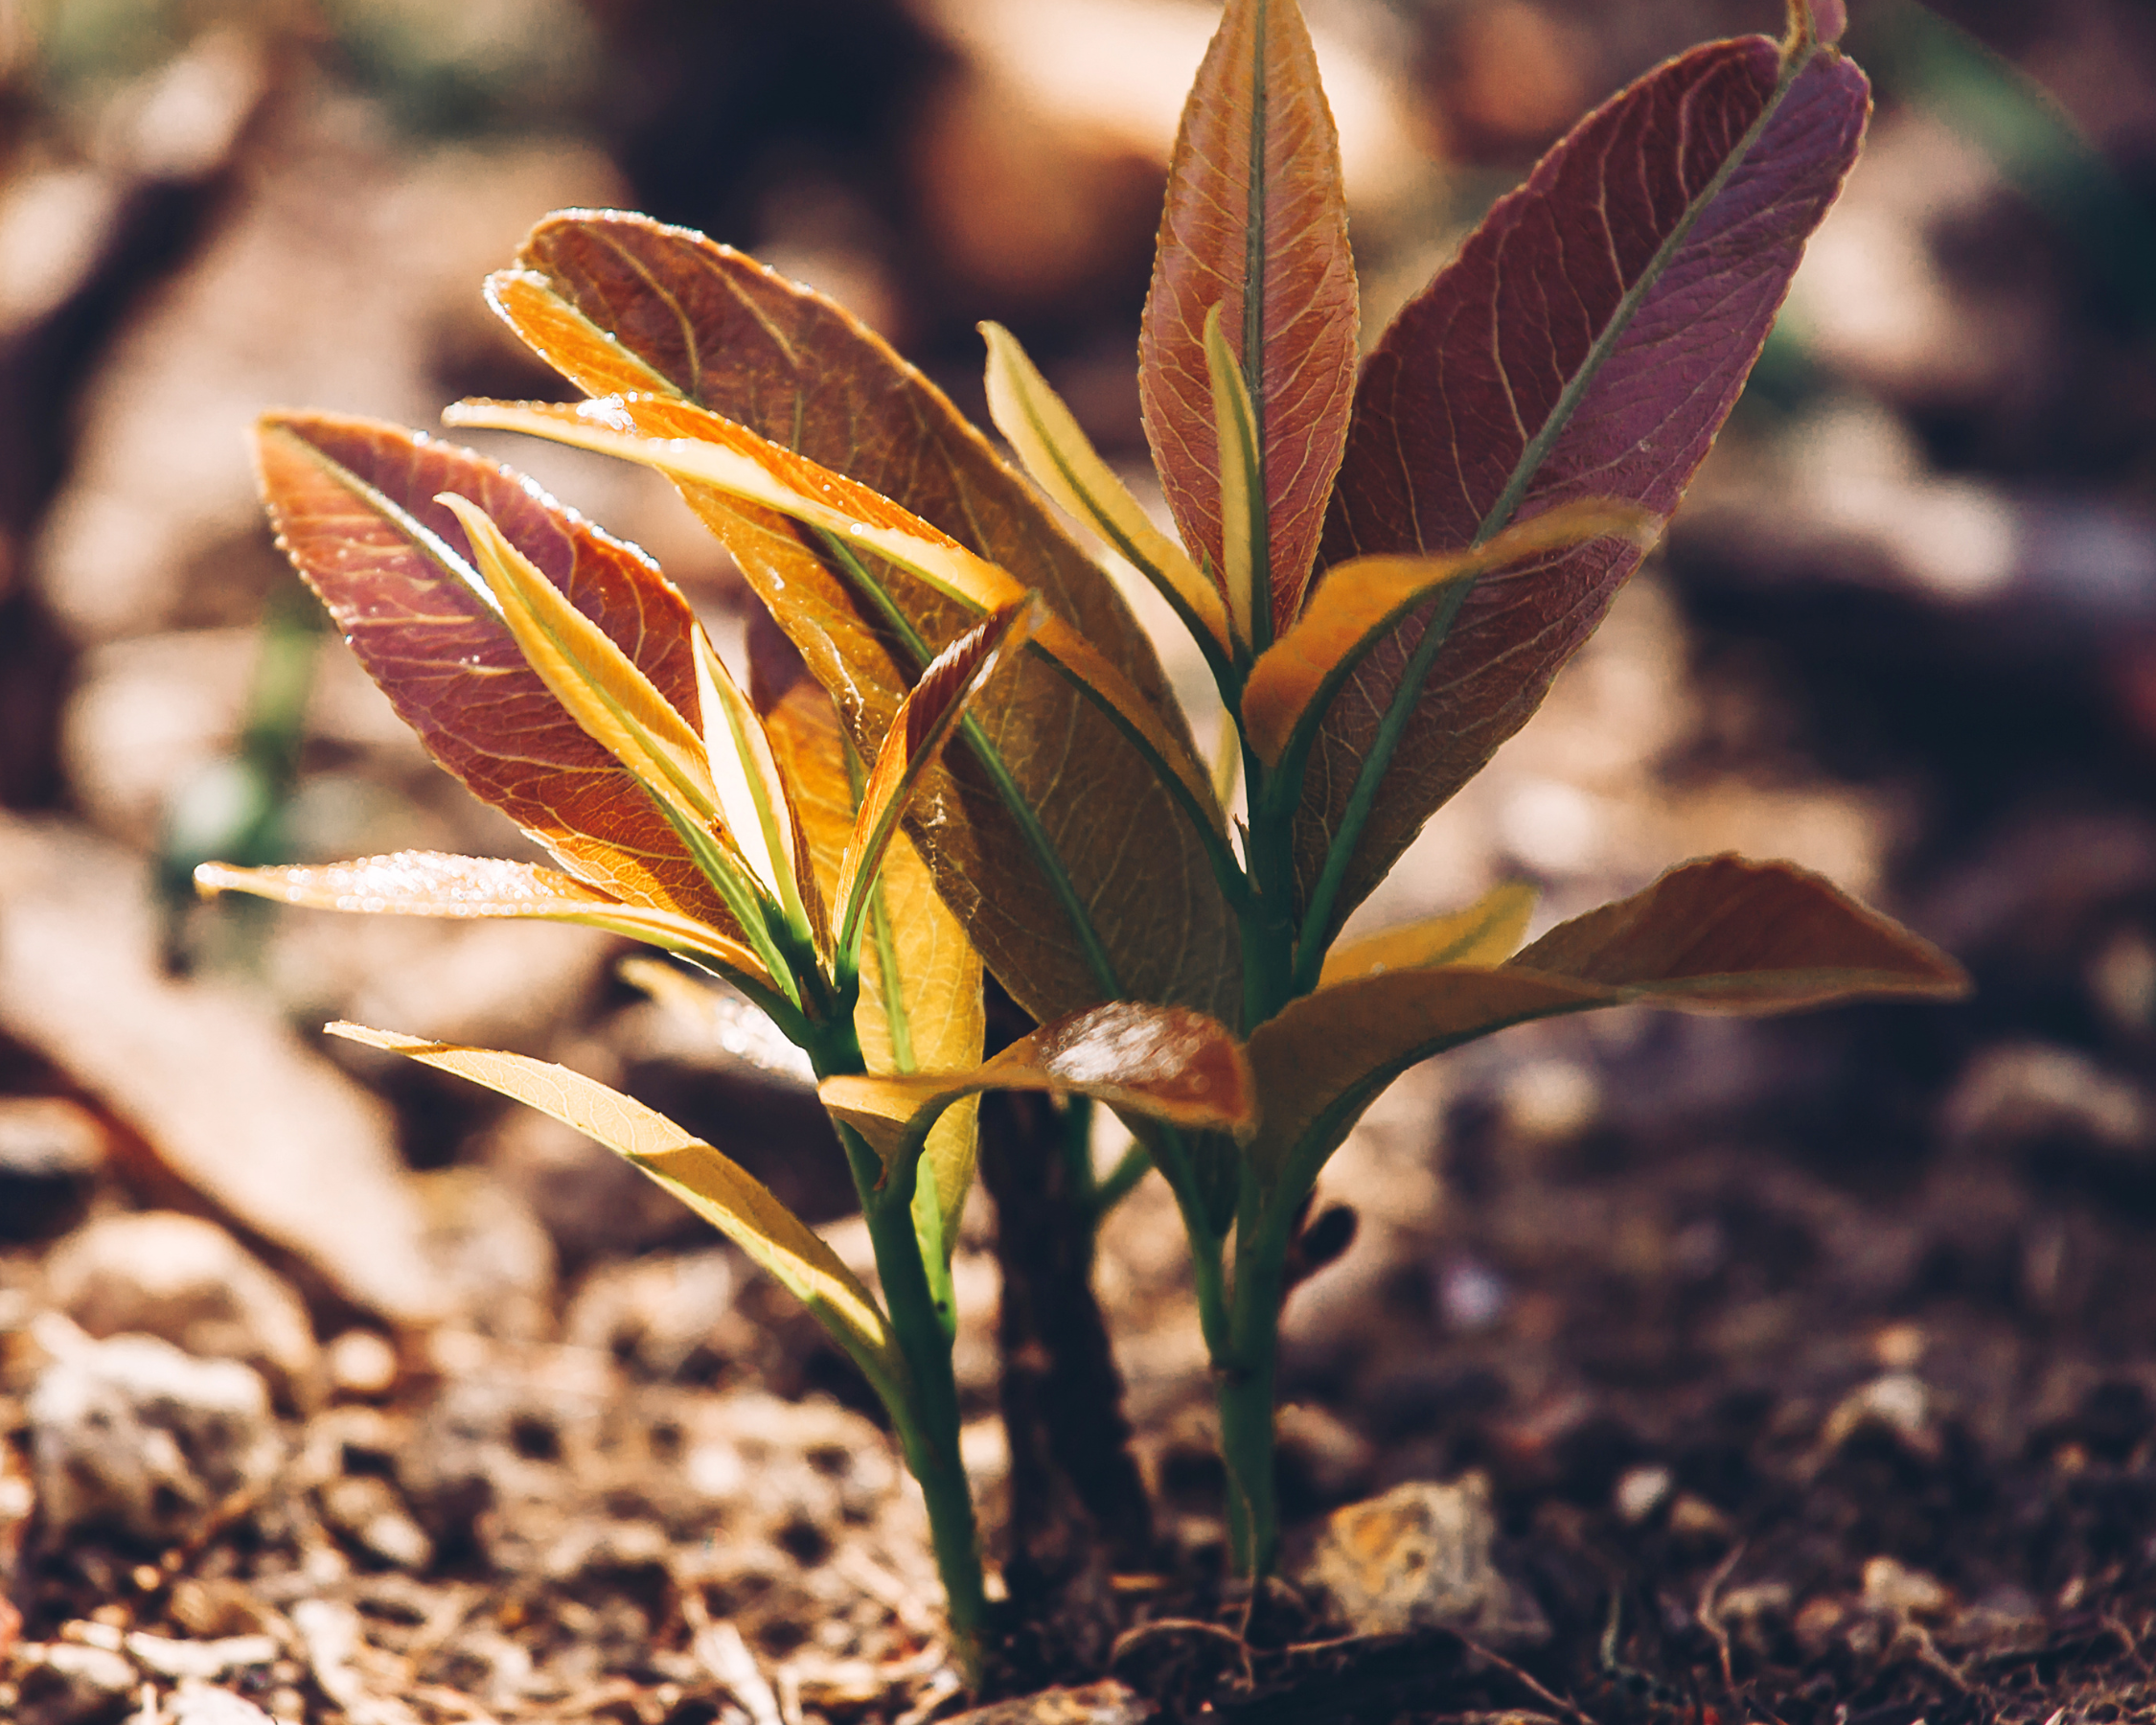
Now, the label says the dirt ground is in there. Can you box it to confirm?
[2,1,2153,1720]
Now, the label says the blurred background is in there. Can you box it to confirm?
[1,0,2154,1698]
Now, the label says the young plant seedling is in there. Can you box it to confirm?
[207,0,1965,1671]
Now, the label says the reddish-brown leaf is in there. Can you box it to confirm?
[822,1001,1255,1175]
[1296,36,1869,935]
[254,413,744,942]
[488,214,1240,1025]
[1139,0,1357,632]
[1249,854,1962,1203]
[1510,854,1968,1009]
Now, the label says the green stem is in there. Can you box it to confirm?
[1217,1215,1285,1577]
[806,1017,988,1678]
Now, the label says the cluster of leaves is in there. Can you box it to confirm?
[203,0,1961,1675]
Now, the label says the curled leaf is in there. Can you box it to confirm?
[834,600,1041,961]
[1204,304,1262,647]
[327,1024,899,1392]
[820,1002,1255,1178]
[196,852,773,986]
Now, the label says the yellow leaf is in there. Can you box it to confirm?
[1319,882,1539,985]
[327,1023,899,1387]
[195,852,775,989]
[1204,304,1263,648]
[979,321,1228,656]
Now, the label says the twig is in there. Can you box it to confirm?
[1697,1541,1746,1690]
[1109,1618,1255,1690]
[1455,1632,1597,1725]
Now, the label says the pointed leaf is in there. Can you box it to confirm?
[196,853,773,985]
[1249,854,1962,1204]
[979,320,1228,656]
[489,213,1239,1025]
[1297,34,1869,932]
[1140,0,1357,631]
[620,957,814,1086]
[1319,881,1537,985]
[327,1023,899,1392]
[820,1002,1254,1177]
[1242,500,1659,769]
[253,413,739,942]
[691,625,818,940]
[835,600,1039,962]
[1509,854,1969,1010]
[758,644,985,1236]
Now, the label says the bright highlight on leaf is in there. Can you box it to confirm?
[691,624,812,938]
[980,322,1229,658]
[834,600,1040,963]
[820,1002,1255,1178]
[195,852,774,987]
[326,1023,900,1393]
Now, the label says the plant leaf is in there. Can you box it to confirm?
[196,852,774,986]
[757,638,985,1240]
[327,1023,900,1392]
[1248,854,1962,1204]
[488,213,1239,1025]
[691,625,814,936]
[820,1002,1255,1178]
[1509,854,1969,1010]
[979,320,1229,656]
[1140,0,1357,632]
[1241,500,1659,770]
[253,413,739,942]
[1296,34,1869,934]
[1204,305,1263,647]
[1319,881,1538,986]
[835,600,1039,964]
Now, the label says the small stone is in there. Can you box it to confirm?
[324,1330,399,1399]
[14,1641,137,1725]
[1667,1492,1734,1550]
[28,1330,280,1546]
[1863,1555,1953,1620]
[168,1682,276,1725]
[1822,1372,1937,1460]
[0,1096,105,1243]
[563,1250,737,1379]
[1614,1463,1672,1525]
[45,1211,323,1412]
[1301,1473,1549,1646]
[316,1474,433,1571]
